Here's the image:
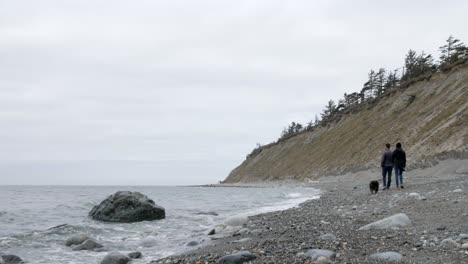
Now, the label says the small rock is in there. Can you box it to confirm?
[72,239,104,251]
[315,256,330,264]
[440,238,460,249]
[436,226,446,231]
[2,255,22,264]
[305,249,336,261]
[101,252,131,264]
[186,241,199,247]
[369,251,402,262]
[408,193,426,200]
[359,213,411,230]
[208,229,216,235]
[217,251,256,264]
[195,211,218,216]
[319,233,337,241]
[230,238,253,243]
[461,243,468,249]
[65,234,90,246]
[128,251,142,259]
[453,189,463,193]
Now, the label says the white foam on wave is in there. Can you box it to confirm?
[226,189,321,222]
[285,192,302,198]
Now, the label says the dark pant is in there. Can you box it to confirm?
[382,166,393,188]
[395,166,404,187]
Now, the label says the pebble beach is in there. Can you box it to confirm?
[153,159,468,264]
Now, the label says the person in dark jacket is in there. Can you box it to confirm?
[381,143,393,190]
[393,142,407,189]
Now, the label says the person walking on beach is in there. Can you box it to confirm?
[381,143,393,190]
[393,142,407,189]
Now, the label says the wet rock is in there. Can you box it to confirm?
[208,229,216,235]
[440,238,460,249]
[369,251,402,262]
[1,255,22,264]
[436,226,446,231]
[217,251,256,264]
[186,241,199,247]
[359,213,411,230]
[305,249,336,261]
[319,233,337,241]
[196,211,219,216]
[128,251,142,259]
[65,234,90,246]
[72,239,104,251]
[89,191,165,223]
[101,252,131,264]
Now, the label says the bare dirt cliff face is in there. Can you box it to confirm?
[224,64,468,183]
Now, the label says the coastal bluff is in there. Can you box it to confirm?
[224,62,468,183]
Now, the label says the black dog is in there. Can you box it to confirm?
[369,180,379,194]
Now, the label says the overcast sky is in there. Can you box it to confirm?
[1,0,467,185]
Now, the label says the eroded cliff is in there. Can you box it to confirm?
[225,63,468,183]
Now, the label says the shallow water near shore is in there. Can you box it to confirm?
[0,185,320,263]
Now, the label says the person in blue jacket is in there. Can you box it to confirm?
[393,142,407,189]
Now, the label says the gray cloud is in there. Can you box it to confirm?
[1,0,467,184]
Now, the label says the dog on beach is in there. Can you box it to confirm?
[369,180,379,194]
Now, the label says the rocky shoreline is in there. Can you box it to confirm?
[152,159,468,264]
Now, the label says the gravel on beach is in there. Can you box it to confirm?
[151,160,468,264]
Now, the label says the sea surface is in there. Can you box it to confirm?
[0,185,320,263]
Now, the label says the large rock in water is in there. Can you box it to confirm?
[89,191,165,223]
[1,255,22,264]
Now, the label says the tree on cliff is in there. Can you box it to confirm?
[374,68,386,97]
[280,122,303,139]
[402,49,418,81]
[321,100,337,121]
[361,70,376,99]
[439,35,468,67]
[402,50,434,81]
[384,69,400,91]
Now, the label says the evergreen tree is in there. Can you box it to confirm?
[374,68,386,97]
[402,49,418,80]
[439,35,466,64]
[321,100,336,120]
[280,122,303,139]
[361,70,376,99]
[416,51,434,74]
[384,69,399,91]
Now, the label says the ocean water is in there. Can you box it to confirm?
[0,185,320,263]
